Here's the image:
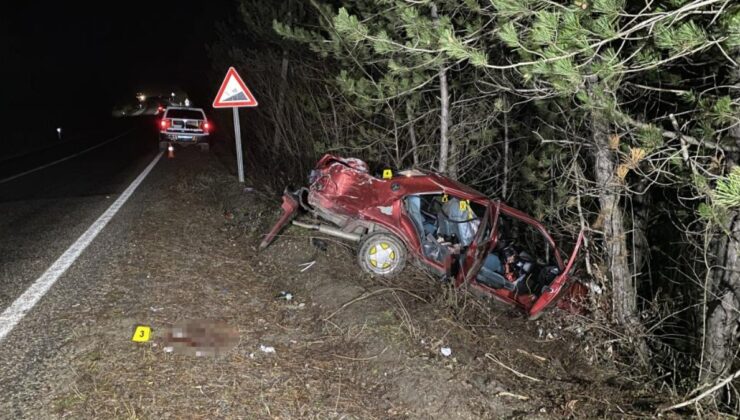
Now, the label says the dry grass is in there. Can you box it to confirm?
[43,150,668,419]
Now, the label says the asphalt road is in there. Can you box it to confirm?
[0,120,157,312]
[0,119,167,415]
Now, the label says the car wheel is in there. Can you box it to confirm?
[357,232,407,277]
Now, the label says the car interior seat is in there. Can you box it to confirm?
[437,197,478,246]
[405,195,449,264]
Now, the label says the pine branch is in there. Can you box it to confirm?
[624,114,740,153]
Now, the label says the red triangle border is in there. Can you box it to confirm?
[212,67,259,108]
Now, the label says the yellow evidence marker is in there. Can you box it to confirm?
[382,169,393,179]
[459,200,469,211]
[131,325,152,343]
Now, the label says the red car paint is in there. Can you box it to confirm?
[261,155,584,319]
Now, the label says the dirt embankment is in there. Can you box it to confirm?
[45,150,666,419]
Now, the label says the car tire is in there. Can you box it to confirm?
[159,141,168,152]
[200,143,210,153]
[357,232,407,277]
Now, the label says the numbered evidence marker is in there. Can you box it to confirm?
[131,325,152,343]
[382,169,393,180]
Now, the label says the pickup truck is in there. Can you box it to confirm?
[158,107,211,152]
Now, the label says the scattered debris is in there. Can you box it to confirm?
[585,281,603,294]
[276,291,293,301]
[149,306,164,312]
[259,345,276,354]
[536,327,558,341]
[566,399,579,411]
[440,347,452,357]
[244,187,255,193]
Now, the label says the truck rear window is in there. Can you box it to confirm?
[166,109,204,119]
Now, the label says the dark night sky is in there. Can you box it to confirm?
[2,1,233,123]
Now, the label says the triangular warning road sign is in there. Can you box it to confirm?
[213,67,258,108]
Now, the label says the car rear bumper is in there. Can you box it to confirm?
[159,132,209,143]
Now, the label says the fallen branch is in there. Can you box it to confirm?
[660,368,740,412]
[516,348,547,363]
[485,353,542,382]
[496,391,529,400]
[332,346,388,361]
[323,287,428,321]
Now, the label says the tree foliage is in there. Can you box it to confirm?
[212,0,740,410]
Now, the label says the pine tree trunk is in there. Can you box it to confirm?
[702,216,740,384]
[701,120,740,385]
[593,136,635,326]
[588,85,649,369]
[502,109,510,199]
[273,49,290,152]
[431,4,452,178]
[589,99,635,328]
[448,120,458,179]
[631,178,651,281]
[406,102,419,167]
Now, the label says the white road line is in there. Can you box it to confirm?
[0,129,134,185]
[0,151,163,343]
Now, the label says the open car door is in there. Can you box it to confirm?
[527,230,585,320]
[455,201,500,287]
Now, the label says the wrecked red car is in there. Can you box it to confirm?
[261,155,583,319]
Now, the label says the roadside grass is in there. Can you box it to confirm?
[44,149,666,418]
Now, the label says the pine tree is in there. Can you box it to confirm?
[417,0,740,377]
[275,1,501,178]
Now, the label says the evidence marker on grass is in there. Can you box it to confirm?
[131,325,152,343]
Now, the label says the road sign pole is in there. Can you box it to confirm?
[232,107,245,183]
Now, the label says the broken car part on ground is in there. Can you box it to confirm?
[261,155,584,320]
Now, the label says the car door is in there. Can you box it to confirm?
[455,201,500,287]
[527,230,585,319]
